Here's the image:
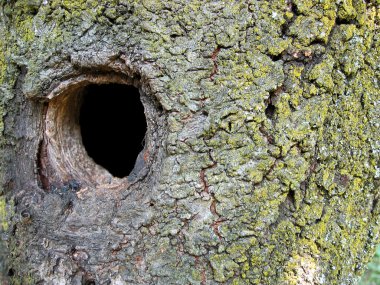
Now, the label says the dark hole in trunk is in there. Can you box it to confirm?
[265,103,275,119]
[7,268,15,276]
[79,84,146,178]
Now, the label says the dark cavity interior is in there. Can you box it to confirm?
[79,84,147,178]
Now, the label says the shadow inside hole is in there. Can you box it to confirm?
[7,268,15,277]
[265,103,276,119]
[79,84,147,178]
[82,276,96,285]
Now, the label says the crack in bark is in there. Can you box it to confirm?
[210,46,221,81]
[36,103,50,191]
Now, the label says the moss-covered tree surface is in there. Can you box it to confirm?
[0,0,379,284]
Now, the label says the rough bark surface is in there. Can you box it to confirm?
[0,0,379,284]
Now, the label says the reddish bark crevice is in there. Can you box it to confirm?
[210,46,221,81]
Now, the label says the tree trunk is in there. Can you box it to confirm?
[0,1,379,284]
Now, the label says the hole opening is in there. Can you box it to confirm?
[265,103,275,119]
[41,74,159,189]
[7,268,15,277]
[79,84,147,178]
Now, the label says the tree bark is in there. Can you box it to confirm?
[0,0,379,284]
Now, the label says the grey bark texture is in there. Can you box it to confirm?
[0,0,380,284]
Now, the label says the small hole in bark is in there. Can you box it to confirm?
[30,7,38,16]
[269,53,282,61]
[265,103,275,119]
[11,226,15,236]
[21,209,31,219]
[83,279,95,285]
[79,84,147,178]
[7,268,15,276]
[286,189,296,209]
[81,271,95,284]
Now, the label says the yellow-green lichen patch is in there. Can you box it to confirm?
[0,40,5,85]
[246,51,284,92]
[284,63,305,100]
[307,55,335,91]
[245,0,291,56]
[210,253,240,282]
[0,196,8,231]
[329,24,371,77]
[4,0,42,43]
[268,147,309,191]
[57,0,99,18]
[288,0,336,47]
[336,0,357,21]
